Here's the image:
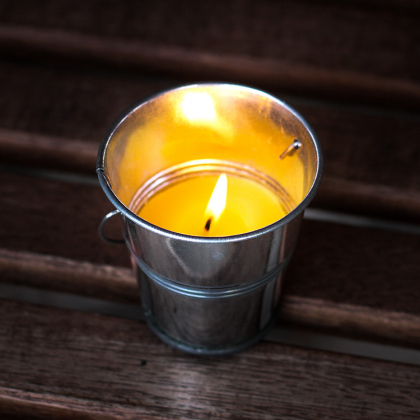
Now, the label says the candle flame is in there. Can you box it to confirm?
[204,174,227,231]
[181,92,216,123]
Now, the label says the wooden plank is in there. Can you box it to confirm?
[314,176,420,222]
[0,248,137,304]
[2,170,420,345]
[2,248,420,346]
[285,219,420,316]
[0,24,419,110]
[0,129,98,174]
[0,1,419,107]
[1,299,420,419]
[0,61,171,144]
[1,61,420,220]
[281,296,420,346]
[0,171,130,267]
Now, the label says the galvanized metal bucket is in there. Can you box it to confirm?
[97,84,323,355]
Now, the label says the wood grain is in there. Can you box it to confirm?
[1,1,419,417]
[0,24,420,110]
[1,298,420,419]
[2,170,420,343]
[0,128,98,174]
[280,296,420,346]
[0,61,172,144]
[314,176,420,222]
[285,219,420,315]
[3,248,420,346]
[0,248,137,304]
[0,0,419,107]
[0,170,131,267]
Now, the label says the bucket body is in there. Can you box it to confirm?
[97,84,323,355]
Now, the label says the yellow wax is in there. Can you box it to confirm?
[137,174,288,237]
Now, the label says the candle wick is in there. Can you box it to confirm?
[204,217,212,232]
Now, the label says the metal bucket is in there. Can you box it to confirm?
[97,84,323,355]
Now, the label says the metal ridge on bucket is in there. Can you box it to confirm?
[129,240,293,299]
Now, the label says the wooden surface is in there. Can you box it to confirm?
[1,169,420,346]
[0,0,420,108]
[1,0,420,418]
[1,299,420,420]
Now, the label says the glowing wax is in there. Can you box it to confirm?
[137,173,287,237]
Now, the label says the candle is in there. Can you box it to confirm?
[97,83,323,355]
[137,172,288,236]
[122,88,297,237]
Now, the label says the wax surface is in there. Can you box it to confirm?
[137,174,288,236]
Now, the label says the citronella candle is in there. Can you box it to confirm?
[97,84,322,355]
[137,172,288,237]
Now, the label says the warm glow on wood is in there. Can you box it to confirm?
[204,174,227,231]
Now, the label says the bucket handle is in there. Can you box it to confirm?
[98,209,125,244]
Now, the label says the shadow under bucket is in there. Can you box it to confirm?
[97,84,323,355]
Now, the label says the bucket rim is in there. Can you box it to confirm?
[97,82,323,244]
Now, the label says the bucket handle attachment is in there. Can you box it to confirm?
[98,209,125,244]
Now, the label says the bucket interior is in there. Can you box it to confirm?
[100,84,321,219]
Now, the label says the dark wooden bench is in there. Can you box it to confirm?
[1,1,420,418]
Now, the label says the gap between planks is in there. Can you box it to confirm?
[1,248,420,347]
[1,24,420,109]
